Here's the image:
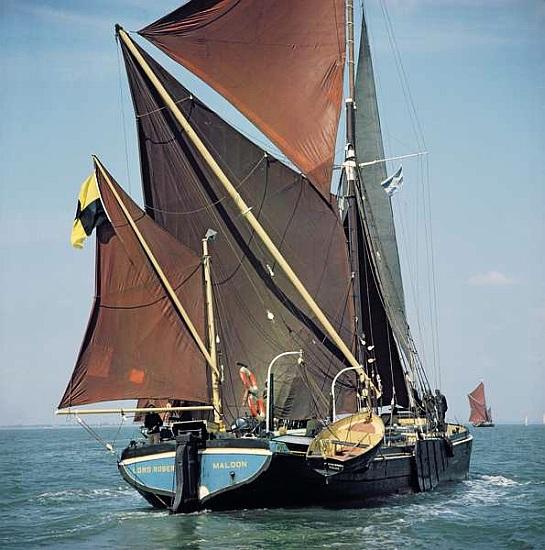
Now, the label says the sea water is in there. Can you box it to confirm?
[1,424,543,549]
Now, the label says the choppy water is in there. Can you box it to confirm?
[1,425,544,549]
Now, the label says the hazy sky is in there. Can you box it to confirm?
[1,0,543,426]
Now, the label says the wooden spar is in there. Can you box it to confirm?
[56,406,214,416]
[346,0,356,100]
[345,0,356,146]
[359,151,429,168]
[116,28,380,397]
[202,234,223,427]
[93,156,219,379]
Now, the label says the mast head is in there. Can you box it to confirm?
[204,228,218,242]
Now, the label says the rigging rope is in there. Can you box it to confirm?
[144,155,267,216]
[116,38,133,196]
[372,0,442,392]
[378,0,426,150]
[76,415,118,456]
[426,156,442,388]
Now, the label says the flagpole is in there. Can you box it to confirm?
[115,27,380,399]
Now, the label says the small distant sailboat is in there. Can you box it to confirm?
[468,382,494,428]
[524,415,529,427]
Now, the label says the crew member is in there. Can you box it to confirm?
[435,389,448,432]
[144,405,163,445]
[423,392,436,428]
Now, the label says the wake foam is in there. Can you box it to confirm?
[479,475,520,487]
[36,486,134,503]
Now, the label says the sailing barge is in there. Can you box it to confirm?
[58,1,472,512]
[468,382,495,428]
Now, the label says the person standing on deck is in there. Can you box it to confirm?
[423,392,437,429]
[144,405,163,445]
[435,389,448,432]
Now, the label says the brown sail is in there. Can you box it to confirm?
[139,0,346,197]
[58,160,208,408]
[468,382,489,425]
[120,37,357,422]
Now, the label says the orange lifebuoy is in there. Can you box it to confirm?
[247,393,266,418]
[239,365,258,395]
[239,365,264,418]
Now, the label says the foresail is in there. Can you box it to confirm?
[58,161,208,408]
[138,0,346,197]
[352,10,411,405]
[355,10,409,350]
[355,215,409,406]
[120,38,356,422]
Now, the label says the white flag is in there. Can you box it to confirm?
[380,166,403,197]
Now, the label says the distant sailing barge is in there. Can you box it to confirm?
[57,1,472,512]
[468,382,494,428]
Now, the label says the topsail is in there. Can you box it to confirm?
[139,0,346,196]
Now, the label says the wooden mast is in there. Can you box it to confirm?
[116,27,380,398]
[344,0,362,360]
[347,0,356,101]
[202,232,223,427]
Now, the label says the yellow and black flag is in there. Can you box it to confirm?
[71,172,107,248]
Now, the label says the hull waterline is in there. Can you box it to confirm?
[118,426,473,511]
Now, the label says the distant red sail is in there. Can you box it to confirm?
[58,161,209,408]
[139,0,346,197]
[468,382,489,424]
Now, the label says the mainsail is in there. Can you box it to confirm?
[62,2,422,417]
[139,0,346,196]
[468,382,490,425]
[120,38,357,421]
[59,160,208,408]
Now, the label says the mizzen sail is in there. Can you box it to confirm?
[139,0,346,196]
[59,160,208,408]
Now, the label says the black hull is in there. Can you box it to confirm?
[127,435,472,511]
